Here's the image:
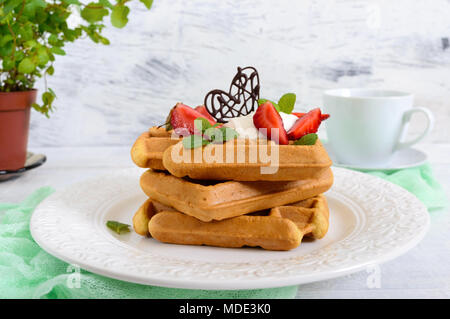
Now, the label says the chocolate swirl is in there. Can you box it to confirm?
[204,66,260,123]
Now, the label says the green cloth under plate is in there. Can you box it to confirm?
[364,163,447,210]
[0,163,446,298]
[0,187,297,299]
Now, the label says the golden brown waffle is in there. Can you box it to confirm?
[149,211,302,251]
[140,168,333,222]
[131,127,333,181]
[162,138,332,181]
[130,127,180,170]
[132,195,330,251]
[132,198,176,236]
[269,194,329,239]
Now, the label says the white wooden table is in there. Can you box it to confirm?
[1,144,449,299]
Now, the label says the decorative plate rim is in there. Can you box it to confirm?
[30,167,430,290]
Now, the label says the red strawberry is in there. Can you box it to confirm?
[170,103,216,135]
[287,108,323,140]
[253,101,289,145]
[292,112,330,121]
[195,105,216,123]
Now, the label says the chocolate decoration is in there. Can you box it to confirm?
[204,66,260,123]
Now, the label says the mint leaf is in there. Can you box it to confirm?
[293,133,318,145]
[111,4,130,28]
[219,127,239,142]
[258,98,280,112]
[278,93,296,114]
[182,135,210,149]
[106,220,130,234]
[204,127,239,143]
[203,127,221,142]
[257,98,268,105]
[194,117,212,134]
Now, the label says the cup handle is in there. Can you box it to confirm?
[395,107,434,150]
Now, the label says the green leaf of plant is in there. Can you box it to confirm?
[48,34,59,46]
[3,0,23,15]
[99,36,110,45]
[37,47,49,65]
[24,40,38,48]
[46,65,54,75]
[2,57,15,71]
[98,0,113,9]
[42,91,55,105]
[194,117,212,134]
[81,3,108,23]
[139,0,153,9]
[111,4,130,28]
[278,93,296,114]
[182,135,210,149]
[106,220,130,234]
[23,0,47,18]
[50,46,66,55]
[62,0,81,4]
[293,133,318,145]
[18,58,36,73]
[0,34,13,46]
[18,24,34,41]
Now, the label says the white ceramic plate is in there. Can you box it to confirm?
[30,167,429,290]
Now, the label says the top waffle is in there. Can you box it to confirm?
[131,127,332,181]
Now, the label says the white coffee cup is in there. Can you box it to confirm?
[323,88,434,166]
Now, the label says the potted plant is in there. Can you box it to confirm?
[0,0,153,170]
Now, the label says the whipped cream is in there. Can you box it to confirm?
[224,111,264,139]
[279,112,298,132]
[225,111,299,138]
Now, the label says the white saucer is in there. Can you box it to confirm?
[323,144,427,171]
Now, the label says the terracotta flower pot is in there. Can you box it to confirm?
[0,90,37,171]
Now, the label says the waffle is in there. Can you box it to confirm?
[269,194,329,239]
[132,198,175,236]
[130,127,180,170]
[162,137,332,181]
[132,195,330,251]
[140,168,333,222]
[131,128,332,181]
[149,211,301,251]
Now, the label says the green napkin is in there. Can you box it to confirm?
[0,187,298,299]
[362,163,448,211]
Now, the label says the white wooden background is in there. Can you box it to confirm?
[29,0,450,148]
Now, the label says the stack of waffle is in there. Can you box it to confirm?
[131,127,333,251]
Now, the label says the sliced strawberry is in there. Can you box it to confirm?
[170,103,216,135]
[292,112,330,121]
[253,101,289,145]
[195,105,216,123]
[287,108,323,140]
